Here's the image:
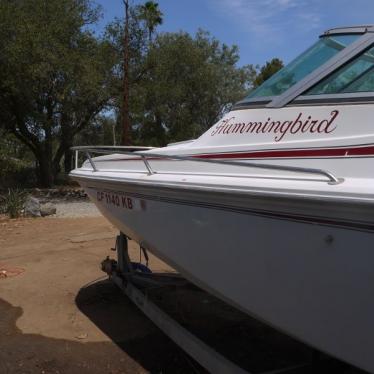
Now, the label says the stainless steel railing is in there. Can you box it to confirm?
[71,146,342,185]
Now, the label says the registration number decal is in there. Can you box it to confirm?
[96,190,142,211]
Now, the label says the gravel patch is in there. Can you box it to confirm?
[49,201,101,218]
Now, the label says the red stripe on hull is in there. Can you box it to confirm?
[196,145,374,159]
[94,144,374,162]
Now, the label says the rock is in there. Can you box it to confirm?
[32,188,41,195]
[0,270,7,278]
[24,196,41,217]
[40,203,56,217]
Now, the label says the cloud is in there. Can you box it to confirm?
[210,0,322,45]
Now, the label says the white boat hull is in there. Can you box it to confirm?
[69,26,374,371]
[77,177,374,373]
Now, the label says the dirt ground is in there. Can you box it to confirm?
[0,215,369,374]
[0,216,191,374]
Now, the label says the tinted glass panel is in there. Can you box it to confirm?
[306,46,374,95]
[245,34,359,99]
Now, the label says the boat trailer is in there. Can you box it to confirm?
[100,232,350,374]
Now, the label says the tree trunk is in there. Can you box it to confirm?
[37,155,54,187]
[64,148,73,173]
[121,0,131,145]
[41,101,55,187]
[53,139,72,177]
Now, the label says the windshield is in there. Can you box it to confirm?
[306,46,374,95]
[245,34,359,100]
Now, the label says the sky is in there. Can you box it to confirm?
[92,0,374,67]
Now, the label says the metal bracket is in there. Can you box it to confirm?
[116,232,133,274]
[85,151,97,172]
[105,233,248,374]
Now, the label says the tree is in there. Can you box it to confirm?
[111,1,163,145]
[121,0,131,145]
[0,129,36,188]
[138,1,163,43]
[252,58,284,88]
[75,115,118,147]
[105,6,280,147]
[0,0,116,186]
[134,30,252,145]
[104,5,159,146]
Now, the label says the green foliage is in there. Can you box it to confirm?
[0,0,117,186]
[75,115,118,146]
[137,30,253,144]
[138,1,163,42]
[0,189,27,219]
[105,11,281,146]
[251,58,284,88]
[104,8,149,102]
[0,130,36,188]
[0,158,36,189]
[0,0,284,188]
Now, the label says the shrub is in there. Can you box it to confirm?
[0,158,37,189]
[0,189,27,218]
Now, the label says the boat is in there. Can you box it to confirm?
[70,25,374,373]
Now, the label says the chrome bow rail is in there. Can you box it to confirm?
[71,146,342,185]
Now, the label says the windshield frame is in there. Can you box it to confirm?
[235,26,374,109]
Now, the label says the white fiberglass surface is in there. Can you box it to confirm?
[190,104,374,151]
[71,167,374,203]
[82,186,374,374]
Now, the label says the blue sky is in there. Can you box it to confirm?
[93,0,374,67]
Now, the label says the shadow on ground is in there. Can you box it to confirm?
[0,279,368,374]
[0,291,200,374]
[74,279,368,374]
[0,297,142,374]
[75,279,203,373]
